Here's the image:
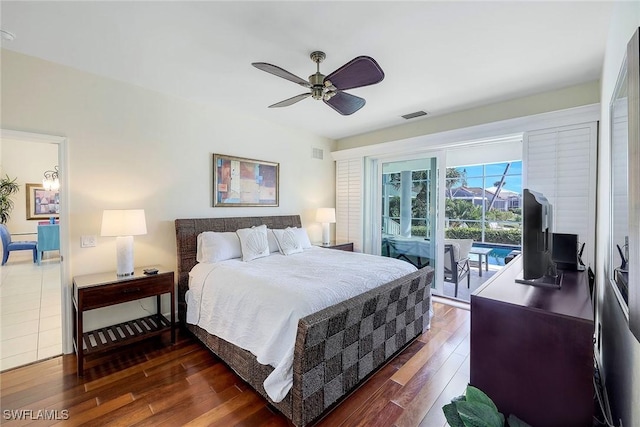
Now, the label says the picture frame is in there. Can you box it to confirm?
[213,154,279,207]
[26,183,60,220]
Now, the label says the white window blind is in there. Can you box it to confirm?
[336,158,363,251]
[524,122,598,268]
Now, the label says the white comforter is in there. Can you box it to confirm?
[186,247,417,402]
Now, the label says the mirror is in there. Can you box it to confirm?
[628,28,640,341]
[610,27,640,342]
[610,54,629,310]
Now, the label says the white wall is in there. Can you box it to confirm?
[0,49,335,332]
[598,3,640,427]
[337,81,600,150]
[1,138,58,234]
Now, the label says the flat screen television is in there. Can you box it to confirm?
[515,189,563,289]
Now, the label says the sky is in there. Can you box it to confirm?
[451,161,523,194]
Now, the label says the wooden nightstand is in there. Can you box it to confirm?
[315,242,354,252]
[72,266,175,375]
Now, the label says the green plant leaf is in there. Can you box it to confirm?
[456,401,504,427]
[0,174,19,224]
[452,394,467,403]
[465,385,499,412]
[507,414,532,427]
[443,402,466,427]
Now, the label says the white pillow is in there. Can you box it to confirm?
[236,225,270,262]
[267,229,280,253]
[196,231,242,263]
[292,227,312,249]
[272,227,303,255]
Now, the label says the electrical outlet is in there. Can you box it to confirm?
[81,235,96,248]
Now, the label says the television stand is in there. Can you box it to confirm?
[471,256,593,427]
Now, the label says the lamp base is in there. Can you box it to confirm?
[115,235,135,277]
[322,223,330,246]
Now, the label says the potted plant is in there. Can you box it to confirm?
[443,385,531,427]
[0,174,20,224]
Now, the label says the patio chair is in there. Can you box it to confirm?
[1,224,37,265]
[443,238,473,298]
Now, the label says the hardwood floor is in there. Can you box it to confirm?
[0,302,469,427]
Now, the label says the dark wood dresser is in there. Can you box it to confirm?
[470,257,594,427]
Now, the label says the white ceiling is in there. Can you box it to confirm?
[0,1,614,140]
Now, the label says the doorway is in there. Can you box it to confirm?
[0,131,67,371]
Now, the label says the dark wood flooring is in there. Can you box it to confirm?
[0,302,470,426]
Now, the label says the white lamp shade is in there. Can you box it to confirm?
[316,208,336,224]
[101,209,147,237]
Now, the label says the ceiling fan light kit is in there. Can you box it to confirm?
[252,50,384,115]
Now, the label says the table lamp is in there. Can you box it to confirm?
[316,207,336,246]
[101,209,147,277]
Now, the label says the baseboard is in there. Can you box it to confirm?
[432,295,470,311]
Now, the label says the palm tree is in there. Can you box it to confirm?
[0,174,20,224]
[446,168,467,199]
[488,163,511,210]
[446,199,482,227]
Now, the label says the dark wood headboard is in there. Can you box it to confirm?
[174,215,302,322]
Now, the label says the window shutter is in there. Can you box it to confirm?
[336,158,363,251]
[524,122,598,267]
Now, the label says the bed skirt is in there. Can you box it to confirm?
[186,266,433,426]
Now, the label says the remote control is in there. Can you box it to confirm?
[143,268,159,275]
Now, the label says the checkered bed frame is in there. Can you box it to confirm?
[176,216,433,426]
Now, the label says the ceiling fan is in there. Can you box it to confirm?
[252,51,384,116]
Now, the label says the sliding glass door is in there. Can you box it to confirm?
[378,155,443,292]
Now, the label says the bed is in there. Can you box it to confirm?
[175,215,433,426]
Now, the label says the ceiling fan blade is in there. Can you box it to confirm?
[252,62,311,88]
[324,56,384,90]
[324,91,366,115]
[268,93,311,108]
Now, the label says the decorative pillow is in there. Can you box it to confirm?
[272,227,303,256]
[267,229,280,253]
[196,231,243,263]
[236,225,270,262]
[292,227,312,249]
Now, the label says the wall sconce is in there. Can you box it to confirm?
[100,209,147,277]
[316,207,336,246]
[43,166,60,191]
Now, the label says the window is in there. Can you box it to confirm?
[383,170,432,238]
[445,161,522,247]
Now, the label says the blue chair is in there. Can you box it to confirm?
[1,224,38,265]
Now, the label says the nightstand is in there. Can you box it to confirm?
[72,266,175,375]
[315,242,354,252]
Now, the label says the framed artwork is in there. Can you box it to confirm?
[26,183,60,220]
[213,154,279,207]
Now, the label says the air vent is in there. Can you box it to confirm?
[312,147,324,160]
[401,110,428,120]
